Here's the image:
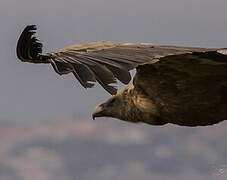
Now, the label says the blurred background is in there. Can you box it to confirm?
[0,0,227,179]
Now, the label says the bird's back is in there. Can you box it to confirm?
[134,51,227,126]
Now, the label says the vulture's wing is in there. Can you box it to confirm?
[17,25,225,95]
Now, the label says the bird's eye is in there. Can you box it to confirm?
[109,98,116,104]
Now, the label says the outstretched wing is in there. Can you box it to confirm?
[17,25,221,95]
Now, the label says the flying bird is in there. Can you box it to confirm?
[17,25,227,126]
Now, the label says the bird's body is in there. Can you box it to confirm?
[17,25,227,126]
[101,52,227,126]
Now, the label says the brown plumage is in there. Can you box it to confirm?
[17,25,227,126]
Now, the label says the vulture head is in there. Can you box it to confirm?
[92,85,135,121]
[92,84,166,126]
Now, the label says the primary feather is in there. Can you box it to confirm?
[17,25,220,95]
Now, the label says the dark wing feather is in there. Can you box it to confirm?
[16,25,47,63]
[17,25,225,94]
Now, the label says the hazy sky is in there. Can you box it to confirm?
[0,1,227,180]
[1,0,227,122]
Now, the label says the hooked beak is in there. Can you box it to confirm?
[92,105,105,120]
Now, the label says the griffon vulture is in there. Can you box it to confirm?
[17,25,227,126]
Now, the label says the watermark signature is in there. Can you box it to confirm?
[212,164,227,176]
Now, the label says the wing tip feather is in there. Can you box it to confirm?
[16,25,44,63]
